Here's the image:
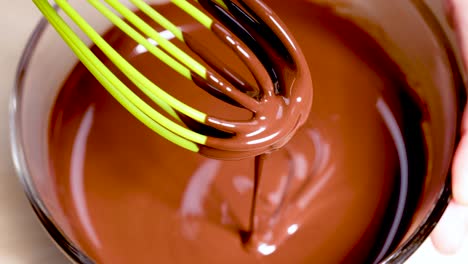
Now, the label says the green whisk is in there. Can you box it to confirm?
[33,0,312,159]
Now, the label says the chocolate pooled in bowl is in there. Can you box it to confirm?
[11,0,465,263]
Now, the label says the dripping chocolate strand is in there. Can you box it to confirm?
[240,153,269,244]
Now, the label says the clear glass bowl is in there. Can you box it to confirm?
[10,0,466,263]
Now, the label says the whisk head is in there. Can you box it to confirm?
[33,0,312,159]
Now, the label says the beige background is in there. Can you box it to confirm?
[0,0,467,263]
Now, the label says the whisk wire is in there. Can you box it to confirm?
[88,0,192,78]
[102,0,207,78]
[171,0,214,28]
[130,0,185,41]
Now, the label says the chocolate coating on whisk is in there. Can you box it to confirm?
[185,0,313,159]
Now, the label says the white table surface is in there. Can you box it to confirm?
[0,0,467,263]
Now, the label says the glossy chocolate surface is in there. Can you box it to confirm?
[46,1,428,263]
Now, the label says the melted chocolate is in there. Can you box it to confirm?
[183,0,313,159]
[46,1,426,263]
